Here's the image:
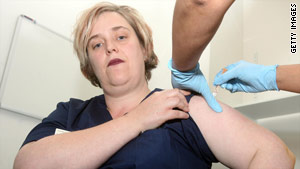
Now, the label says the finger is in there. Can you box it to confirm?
[220,83,236,93]
[169,94,189,112]
[214,61,242,85]
[165,109,189,120]
[225,61,240,70]
[200,83,223,113]
[202,90,223,113]
[166,88,188,100]
[165,89,189,112]
[225,83,239,93]
[169,88,190,96]
[213,69,238,86]
[232,85,239,93]
[222,83,234,92]
[227,79,241,93]
[178,89,191,96]
[220,83,227,89]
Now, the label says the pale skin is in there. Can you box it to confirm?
[189,96,295,168]
[276,64,300,93]
[14,3,295,169]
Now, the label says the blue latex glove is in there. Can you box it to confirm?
[168,59,222,113]
[213,60,279,93]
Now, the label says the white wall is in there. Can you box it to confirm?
[0,0,299,169]
[247,0,300,167]
[210,0,300,168]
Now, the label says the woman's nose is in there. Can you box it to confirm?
[106,41,118,54]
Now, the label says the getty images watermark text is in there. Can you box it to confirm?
[291,3,297,54]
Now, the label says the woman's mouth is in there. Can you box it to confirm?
[108,58,124,67]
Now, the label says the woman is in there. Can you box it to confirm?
[14,1,295,169]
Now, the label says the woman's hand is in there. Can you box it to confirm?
[127,89,190,132]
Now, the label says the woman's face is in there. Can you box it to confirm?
[87,12,146,90]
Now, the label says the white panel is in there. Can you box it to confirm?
[0,16,101,119]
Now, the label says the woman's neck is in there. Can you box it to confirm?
[104,83,151,119]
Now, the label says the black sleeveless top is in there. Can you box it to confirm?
[22,88,218,169]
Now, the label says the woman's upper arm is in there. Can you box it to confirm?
[189,95,289,168]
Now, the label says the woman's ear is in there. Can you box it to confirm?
[142,47,147,61]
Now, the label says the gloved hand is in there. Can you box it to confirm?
[168,59,222,113]
[213,60,279,93]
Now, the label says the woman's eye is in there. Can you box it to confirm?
[93,43,102,49]
[117,36,126,40]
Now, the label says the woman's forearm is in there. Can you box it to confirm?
[172,0,235,71]
[14,116,142,169]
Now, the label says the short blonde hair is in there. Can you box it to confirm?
[73,2,158,87]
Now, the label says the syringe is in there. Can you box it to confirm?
[213,68,227,97]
